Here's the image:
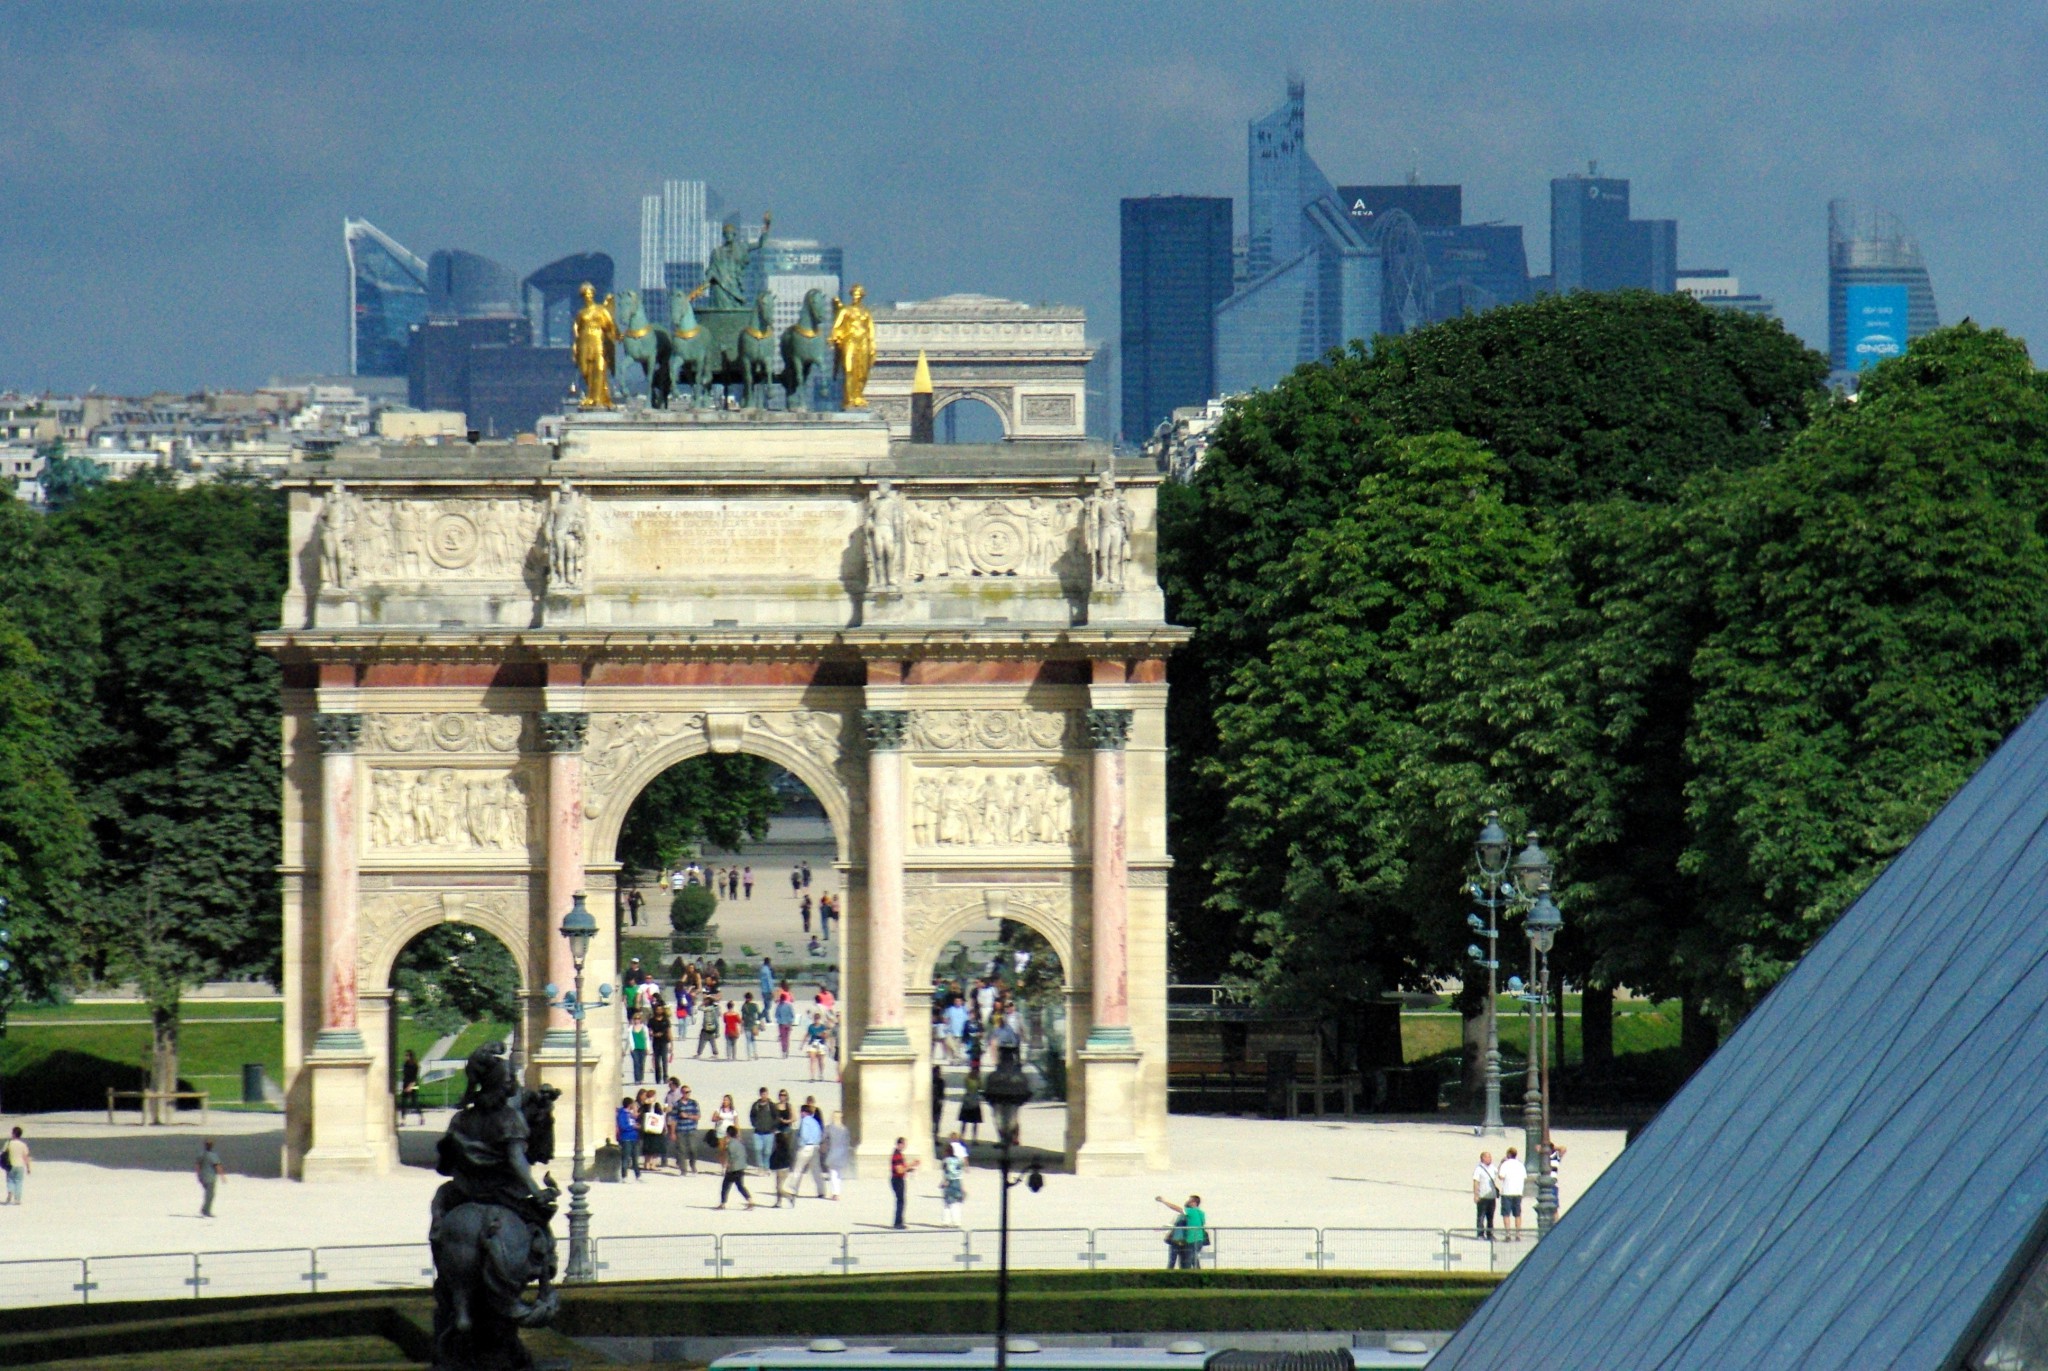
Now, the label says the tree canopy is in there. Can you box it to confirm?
[615,754,781,877]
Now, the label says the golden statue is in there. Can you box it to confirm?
[572,283,620,409]
[830,284,876,409]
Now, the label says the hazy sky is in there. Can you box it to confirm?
[2,1,2042,394]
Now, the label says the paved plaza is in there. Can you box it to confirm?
[0,1092,1620,1264]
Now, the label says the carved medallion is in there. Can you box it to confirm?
[362,712,525,754]
[426,512,482,569]
[909,709,1073,752]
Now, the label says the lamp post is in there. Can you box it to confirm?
[1504,833,1552,1162]
[1523,885,1564,1237]
[543,892,611,1284]
[1467,813,1511,1135]
[982,1042,1041,1371]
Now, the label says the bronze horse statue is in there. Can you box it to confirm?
[780,288,835,411]
[735,290,780,410]
[428,1043,560,1370]
[614,291,672,408]
[668,286,717,409]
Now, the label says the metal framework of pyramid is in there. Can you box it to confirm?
[1433,698,2048,1370]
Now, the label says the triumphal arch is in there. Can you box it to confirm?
[262,411,1180,1180]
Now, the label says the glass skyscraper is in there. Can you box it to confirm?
[524,252,615,347]
[1120,195,1233,444]
[1549,173,1677,294]
[345,219,429,377]
[1828,200,1939,377]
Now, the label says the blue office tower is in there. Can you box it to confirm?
[1550,172,1676,293]
[1828,200,1940,377]
[345,219,429,377]
[1120,195,1234,443]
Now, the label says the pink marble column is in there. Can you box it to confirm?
[1085,708,1134,1048]
[314,712,364,1050]
[540,712,588,1040]
[862,709,910,1047]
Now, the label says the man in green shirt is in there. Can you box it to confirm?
[1158,1193,1207,1269]
[197,1140,226,1217]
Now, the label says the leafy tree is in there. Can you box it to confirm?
[1208,434,1553,1018]
[616,755,779,876]
[1163,292,1829,1045]
[41,477,286,1102]
[36,441,104,513]
[670,882,718,936]
[394,925,521,1038]
[1681,324,2048,1011]
[0,610,94,1007]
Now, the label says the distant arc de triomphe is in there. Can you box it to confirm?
[862,294,1094,441]
[261,412,1179,1180]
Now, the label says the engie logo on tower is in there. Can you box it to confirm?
[1847,284,1910,372]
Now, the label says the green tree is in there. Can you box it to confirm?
[36,441,104,513]
[616,755,779,876]
[0,610,94,1006]
[1681,324,2048,1011]
[394,925,521,1038]
[1209,434,1553,1017]
[42,477,286,1103]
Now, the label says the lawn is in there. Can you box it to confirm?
[1399,995,1681,1068]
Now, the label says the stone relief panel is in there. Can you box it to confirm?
[355,498,545,582]
[748,710,848,774]
[366,766,538,853]
[903,498,1082,582]
[361,712,526,754]
[358,890,524,977]
[909,709,1074,753]
[909,764,1080,850]
[582,712,705,820]
[1021,394,1076,425]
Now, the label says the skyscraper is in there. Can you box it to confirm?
[345,219,429,377]
[524,252,615,347]
[1828,201,1939,377]
[1120,195,1233,443]
[1339,184,1532,323]
[1213,83,1431,397]
[1550,172,1677,294]
[744,237,845,332]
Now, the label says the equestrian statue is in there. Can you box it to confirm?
[668,284,716,408]
[780,288,836,411]
[736,290,780,410]
[614,290,673,410]
[428,1042,561,1371]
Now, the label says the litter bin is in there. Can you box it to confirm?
[241,1063,266,1105]
[593,1141,623,1183]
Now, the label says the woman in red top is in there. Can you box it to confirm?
[722,1001,742,1060]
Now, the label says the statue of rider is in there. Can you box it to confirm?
[702,212,772,310]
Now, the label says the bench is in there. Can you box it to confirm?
[106,1089,210,1126]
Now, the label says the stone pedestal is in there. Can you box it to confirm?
[1073,1045,1147,1175]
[299,1051,382,1180]
[850,1042,921,1168]
[532,1036,607,1160]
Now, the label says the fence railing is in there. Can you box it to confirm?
[0,1225,1537,1310]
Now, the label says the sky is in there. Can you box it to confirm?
[1,1,2043,396]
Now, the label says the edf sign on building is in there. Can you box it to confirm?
[1847,283,1910,371]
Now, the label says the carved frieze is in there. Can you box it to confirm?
[748,710,847,773]
[366,766,537,853]
[909,709,1073,753]
[354,497,545,581]
[902,497,1082,582]
[909,764,1078,849]
[360,712,525,754]
[582,713,704,819]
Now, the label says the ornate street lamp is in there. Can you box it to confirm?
[544,892,611,1284]
[1524,886,1564,1237]
[982,1043,1041,1371]
[1467,812,1512,1135]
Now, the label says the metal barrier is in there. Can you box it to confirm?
[1,1226,1544,1309]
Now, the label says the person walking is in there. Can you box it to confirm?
[722,1001,742,1059]
[398,1049,426,1124]
[740,993,763,1060]
[801,860,813,889]
[889,1138,917,1229]
[628,1011,650,1084]
[795,1103,826,1199]
[641,1092,669,1173]
[1157,1194,1208,1269]
[791,866,802,895]
[770,1124,797,1207]
[673,1082,701,1174]
[804,1011,830,1080]
[196,1140,227,1217]
[1472,1151,1499,1239]
[697,997,721,1058]
[743,866,754,900]
[2,1127,30,1205]
[617,1096,643,1181]
[799,892,812,935]
[649,1003,674,1083]
[930,1062,947,1148]
[1496,1147,1527,1241]
[712,1092,738,1138]
[775,991,797,1057]
[749,1088,779,1172]
[822,1111,852,1201]
[939,1136,966,1228]
[716,1126,755,1209]
[757,957,776,1005]
[957,1065,984,1145]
